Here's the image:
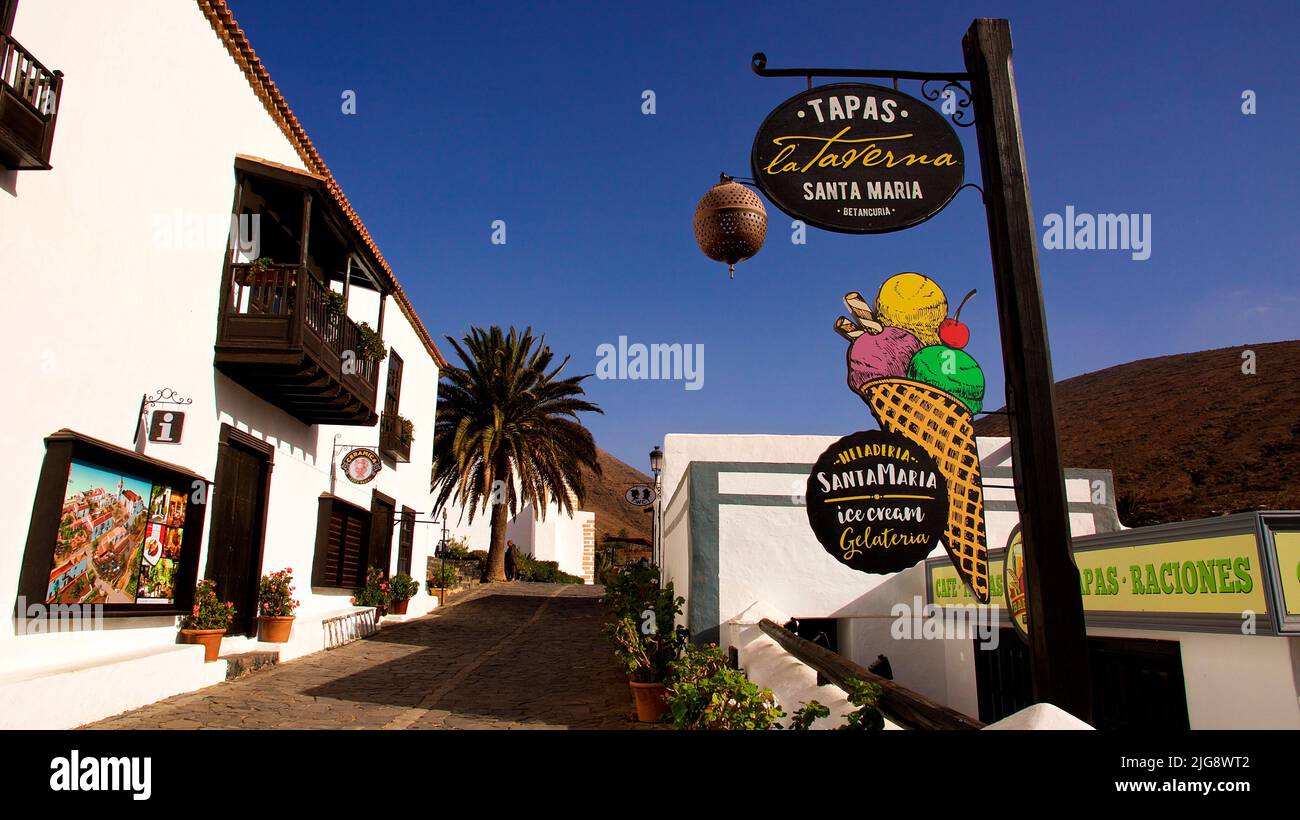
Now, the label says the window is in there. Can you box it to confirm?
[312,495,371,588]
[396,507,415,577]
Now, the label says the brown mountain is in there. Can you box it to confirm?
[974,340,1300,525]
[578,448,654,543]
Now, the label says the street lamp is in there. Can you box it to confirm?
[649,445,664,574]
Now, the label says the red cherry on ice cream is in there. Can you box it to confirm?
[938,319,969,350]
[939,289,977,350]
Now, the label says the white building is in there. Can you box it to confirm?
[659,433,1300,729]
[0,0,447,728]
[443,497,597,583]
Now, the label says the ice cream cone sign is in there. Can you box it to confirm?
[814,272,991,603]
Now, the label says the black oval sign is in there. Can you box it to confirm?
[751,83,964,234]
[806,429,948,575]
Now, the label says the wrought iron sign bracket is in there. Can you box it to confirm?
[133,387,194,445]
[751,53,975,127]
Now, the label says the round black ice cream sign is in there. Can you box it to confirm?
[806,429,948,575]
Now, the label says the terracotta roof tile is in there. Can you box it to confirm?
[198,0,447,368]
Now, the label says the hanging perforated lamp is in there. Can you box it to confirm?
[693,174,767,278]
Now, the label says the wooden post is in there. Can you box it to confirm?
[963,18,1092,721]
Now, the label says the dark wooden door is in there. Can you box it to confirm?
[368,493,395,576]
[207,428,272,636]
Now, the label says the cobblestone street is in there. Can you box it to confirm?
[86,583,638,730]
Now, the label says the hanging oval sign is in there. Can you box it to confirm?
[751,83,964,234]
[1003,523,1030,641]
[806,429,948,575]
[341,447,382,484]
[624,485,657,507]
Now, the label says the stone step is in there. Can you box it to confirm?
[224,651,279,681]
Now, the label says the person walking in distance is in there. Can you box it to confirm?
[505,540,518,581]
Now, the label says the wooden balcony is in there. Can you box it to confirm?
[378,412,411,463]
[214,263,380,426]
[0,32,62,170]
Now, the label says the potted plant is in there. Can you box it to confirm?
[323,288,346,321]
[664,642,783,729]
[351,567,390,620]
[429,561,459,590]
[257,568,300,643]
[356,321,387,362]
[179,579,235,662]
[604,577,686,723]
[388,573,419,615]
[398,414,414,446]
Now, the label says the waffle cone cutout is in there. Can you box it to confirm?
[859,378,990,603]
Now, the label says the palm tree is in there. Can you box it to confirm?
[431,326,603,582]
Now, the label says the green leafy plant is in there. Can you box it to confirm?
[248,256,274,273]
[838,678,885,731]
[257,568,299,618]
[183,579,236,631]
[515,551,582,584]
[601,560,661,620]
[355,321,388,363]
[789,700,831,730]
[388,573,419,602]
[439,536,472,560]
[397,414,415,445]
[351,567,391,612]
[428,562,459,589]
[664,642,784,730]
[323,288,346,319]
[604,579,686,683]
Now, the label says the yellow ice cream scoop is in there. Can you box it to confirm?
[874,272,948,346]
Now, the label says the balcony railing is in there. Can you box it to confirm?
[379,412,412,463]
[0,32,62,169]
[214,262,380,425]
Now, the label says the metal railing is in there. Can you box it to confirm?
[322,608,381,650]
[757,618,984,730]
[1,32,61,116]
[225,262,380,391]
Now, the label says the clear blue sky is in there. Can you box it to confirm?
[228,0,1299,472]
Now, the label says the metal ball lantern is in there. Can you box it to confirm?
[693,174,767,278]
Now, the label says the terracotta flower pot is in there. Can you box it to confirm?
[629,680,669,723]
[391,599,409,615]
[257,615,294,643]
[180,628,225,663]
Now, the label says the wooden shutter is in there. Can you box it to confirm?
[397,507,415,576]
[368,493,395,575]
[314,497,372,588]
[384,350,403,417]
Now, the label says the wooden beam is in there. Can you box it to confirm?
[757,619,984,730]
[963,18,1092,721]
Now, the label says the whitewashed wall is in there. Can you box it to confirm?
[0,0,439,669]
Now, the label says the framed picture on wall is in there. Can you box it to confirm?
[16,429,209,617]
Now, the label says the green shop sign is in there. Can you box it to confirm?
[926,513,1297,636]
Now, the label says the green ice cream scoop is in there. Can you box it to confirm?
[907,345,985,414]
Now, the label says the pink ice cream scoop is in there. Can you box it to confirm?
[846,326,922,392]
